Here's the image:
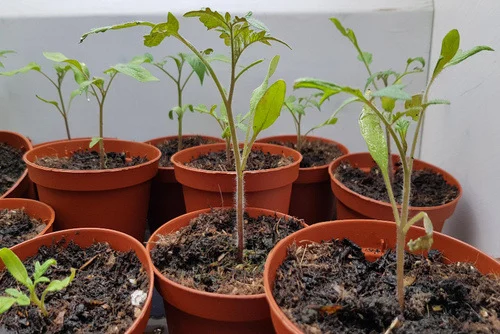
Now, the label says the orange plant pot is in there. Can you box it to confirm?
[0,131,35,199]
[23,139,161,241]
[329,152,462,232]
[264,220,500,334]
[257,135,349,224]
[171,143,302,214]
[3,228,154,334]
[146,207,305,334]
[0,198,55,247]
[145,135,224,232]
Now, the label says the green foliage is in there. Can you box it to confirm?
[0,50,15,68]
[0,248,75,316]
[253,79,286,135]
[359,104,388,179]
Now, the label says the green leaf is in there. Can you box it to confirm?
[444,46,494,68]
[359,105,389,179]
[432,29,460,78]
[357,51,373,65]
[252,79,286,135]
[245,11,269,31]
[236,59,264,82]
[365,70,399,91]
[143,13,180,47]
[44,268,76,293]
[0,248,32,288]
[80,21,156,43]
[294,78,343,105]
[185,53,207,84]
[330,18,357,46]
[107,63,159,82]
[221,126,230,139]
[168,109,174,120]
[249,55,280,115]
[42,52,86,75]
[184,8,230,31]
[207,54,231,63]
[34,259,56,281]
[0,50,15,57]
[381,97,395,112]
[424,99,451,106]
[372,84,411,101]
[4,289,30,306]
[35,95,59,109]
[0,297,16,314]
[89,137,102,148]
[407,57,426,69]
[0,62,41,76]
[131,53,154,65]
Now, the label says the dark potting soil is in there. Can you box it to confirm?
[156,136,217,167]
[0,143,26,196]
[35,150,147,170]
[0,208,45,248]
[0,240,149,333]
[150,208,304,295]
[269,139,343,168]
[185,149,294,171]
[335,162,459,207]
[273,238,500,334]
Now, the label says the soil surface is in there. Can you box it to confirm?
[151,208,304,295]
[156,136,217,167]
[0,208,45,248]
[0,240,149,333]
[186,149,294,171]
[335,162,459,207]
[274,238,500,334]
[35,150,147,170]
[0,143,26,196]
[269,139,343,168]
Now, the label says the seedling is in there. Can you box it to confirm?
[40,53,159,169]
[295,19,492,309]
[283,93,341,151]
[0,51,87,140]
[148,52,209,151]
[81,9,289,262]
[0,247,76,316]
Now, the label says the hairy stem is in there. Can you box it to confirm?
[56,79,71,140]
[98,102,105,169]
[386,127,393,185]
[177,79,183,151]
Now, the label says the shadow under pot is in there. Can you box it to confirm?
[146,207,307,334]
[257,135,349,224]
[329,152,462,232]
[0,130,35,200]
[171,143,302,215]
[144,135,224,233]
[23,138,161,241]
[263,220,500,333]
[0,228,154,333]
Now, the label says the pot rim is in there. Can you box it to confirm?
[0,131,32,199]
[329,152,463,211]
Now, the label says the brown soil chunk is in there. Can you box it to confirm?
[157,136,217,167]
[335,161,459,207]
[35,150,147,170]
[0,240,149,333]
[150,208,304,295]
[269,139,343,168]
[273,238,500,333]
[0,143,26,196]
[0,208,45,248]
[186,149,294,171]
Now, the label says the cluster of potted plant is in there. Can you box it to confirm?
[0,8,498,334]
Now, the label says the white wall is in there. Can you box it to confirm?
[422,0,500,257]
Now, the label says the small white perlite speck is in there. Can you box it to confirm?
[131,290,147,306]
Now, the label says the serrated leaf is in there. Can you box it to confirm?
[373,84,411,101]
[36,95,59,108]
[143,13,180,47]
[444,46,494,68]
[432,29,460,78]
[0,248,32,288]
[357,51,373,65]
[185,53,207,84]
[89,137,102,148]
[0,62,41,76]
[253,79,286,135]
[80,21,156,43]
[245,11,269,31]
[4,289,29,306]
[44,268,76,293]
[359,105,389,180]
[108,63,159,82]
[34,259,56,281]
[294,78,343,105]
[184,8,230,31]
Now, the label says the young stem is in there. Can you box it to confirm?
[177,79,183,151]
[56,80,71,140]
[29,288,47,317]
[296,114,302,151]
[98,101,105,169]
[386,127,393,185]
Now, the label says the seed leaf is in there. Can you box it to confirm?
[0,248,32,288]
[44,268,76,293]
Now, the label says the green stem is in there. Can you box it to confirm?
[177,80,183,151]
[296,114,302,151]
[30,288,47,317]
[56,85,71,140]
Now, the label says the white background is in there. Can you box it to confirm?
[1,0,498,256]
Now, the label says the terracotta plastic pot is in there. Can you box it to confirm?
[23,139,161,241]
[0,131,35,199]
[0,198,55,247]
[147,207,306,334]
[3,228,154,334]
[257,135,349,224]
[145,135,224,232]
[264,219,500,334]
[172,143,302,214]
[329,152,462,232]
